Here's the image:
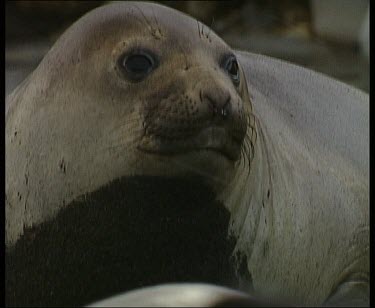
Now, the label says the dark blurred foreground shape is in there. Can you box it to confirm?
[5,0,369,96]
[87,283,292,307]
[6,177,238,306]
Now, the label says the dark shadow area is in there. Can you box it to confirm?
[6,176,237,307]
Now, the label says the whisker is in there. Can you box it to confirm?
[151,7,161,30]
[209,17,215,32]
[243,135,253,178]
[239,145,246,170]
[107,117,144,134]
[196,20,201,39]
[99,134,142,154]
[109,128,144,144]
[133,4,155,34]
[207,17,214,40]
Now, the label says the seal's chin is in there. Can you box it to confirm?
[138,126,243,162]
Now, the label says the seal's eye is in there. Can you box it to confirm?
[224,56,240,86]
[120,52,156,81]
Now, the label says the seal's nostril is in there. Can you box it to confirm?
[220,96,231,119]
[203,91,232,120]
[206,97,218,115]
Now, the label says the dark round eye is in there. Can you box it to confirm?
[224,56,240,85]
[120,52,156,81]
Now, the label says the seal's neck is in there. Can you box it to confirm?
[220,119,271,233]
[218,118,274,285]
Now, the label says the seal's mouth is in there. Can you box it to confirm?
[138,126,244,161]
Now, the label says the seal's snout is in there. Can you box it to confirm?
[138,71,247,161]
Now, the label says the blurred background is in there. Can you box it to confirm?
[5,0,369,97]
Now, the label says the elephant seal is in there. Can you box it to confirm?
[5,1,369,307]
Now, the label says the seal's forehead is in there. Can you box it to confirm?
[72,1,230,53]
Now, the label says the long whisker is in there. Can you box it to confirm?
[99,131,143,154]
[133,4,155,34]
[207,17,214,40]
[151,7,161,30]
[196,20,201,39]
[200,22,205,37]
[108,127,144,144]
[107,116,144,135]
[238,145,246,170]
[243,136,252,177]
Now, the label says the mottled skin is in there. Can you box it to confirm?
[5,2,369,306]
